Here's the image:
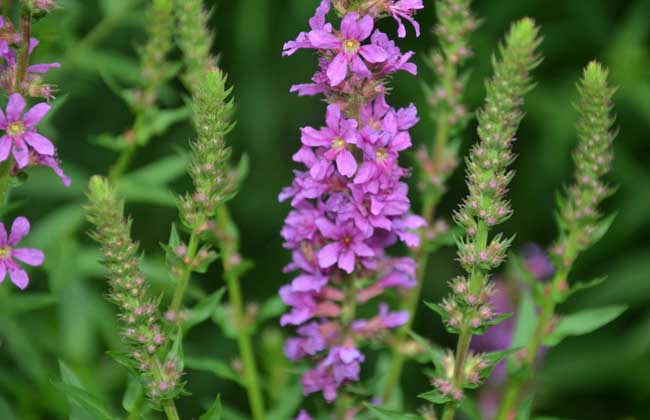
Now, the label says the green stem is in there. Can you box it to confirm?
[169,232,199,312]
[3,0,10,16]
[216,206,265,420]
[108,114,144,182]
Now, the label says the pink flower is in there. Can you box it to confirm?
[293,410,314,420]
[0,93,54,168]
[309,13,388,86]
[0,217,44,290]
[316,219,374,274]
[300,104,359,178]
[387,0,424,38]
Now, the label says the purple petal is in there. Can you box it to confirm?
[0,135,12,162]
[325,104,341,131]
[12,248,44,266]
[0,262,5,284]
[0,224,5,246]
[340,13,360,39]
[24,131,55,155]
[0,106,6,129]
[9,216,30,246]
[8,264,29,289]
[12,138,29,168]
[359,45,387,63]
[338,249,355,273]
[308,30,340,49]
[6,94,26,122]
[318,243,341,268]
[356,15,374,41]
[349,55,370,78]
[326,52,348,86]
[23,103,50,128]
[315,218,338,238]
[38,155,71,187]
[27,62,61,74]
[336,150,357,177]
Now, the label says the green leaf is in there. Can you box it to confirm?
[122,374,143,413]
[185,356,244,386]
[55,361,115,420]
[199,395,222,420]
[543,305,627,346]
[117,178,177,207]
[588,212,617,246]
[255,296,286,329]
[124,153,190,186]
[560,276,607,303]
[364,404,421,420]
[408,331,445,368]
[137,107,191,146]
[168,329,185,371]
[183,288,226,334]
[511,291,537,348]
[90,133,129,151]
[418,388,455,404]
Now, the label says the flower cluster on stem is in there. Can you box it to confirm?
[425,18,542,420]
[85,176,183,416]
[281,0,424,414]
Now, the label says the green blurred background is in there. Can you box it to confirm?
[1,0,649,419]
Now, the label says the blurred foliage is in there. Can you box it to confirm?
[0,0,648,419]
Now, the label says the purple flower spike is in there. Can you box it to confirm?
[0,216,44,290]
[0,93,54,168]
[281,1,422,403]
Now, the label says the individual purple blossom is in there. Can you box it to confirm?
[386,0,424,38]
[316,219,374,274]
[0,93,54,168]
[302,346,365,402]
[300,104,359,178]
[0,216,44,290]
[0,38,61,96]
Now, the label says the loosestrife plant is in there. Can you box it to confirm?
[0,1,67,290]
[0,1,628,420]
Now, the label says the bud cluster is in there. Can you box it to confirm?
[418,0,478,200]
[133,0,175,111]
[173,0,217,91]
[180,69,237,230]
[430,18,542,402]
[432,350,489,401]
[553,62,616,262]
[86,176,184,404]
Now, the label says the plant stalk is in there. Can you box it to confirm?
[217,206,266,420]
[169,232,199,312]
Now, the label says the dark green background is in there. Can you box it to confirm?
[1,0,649,419]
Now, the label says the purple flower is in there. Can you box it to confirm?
[0,93,54,168]
[309,13,388,86]
[302,346,365,402]
[0,217,44,290]
[283,0,332,56]
[387,0,424,38]
[293,410,314,420]
[523,243,554,280]
[300,104,359,178]
[316,219,374,274]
